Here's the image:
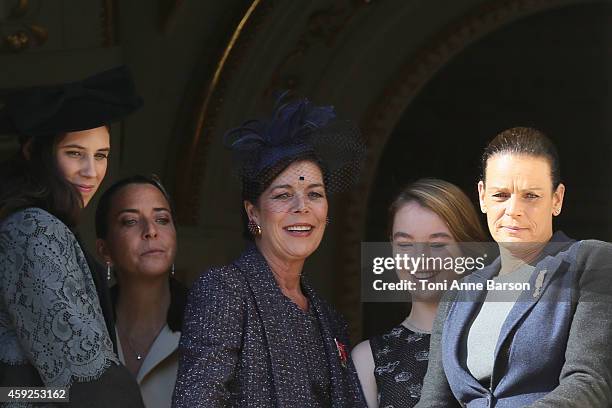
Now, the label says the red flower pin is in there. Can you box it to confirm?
[334,338,348,368]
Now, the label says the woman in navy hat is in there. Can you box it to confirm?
[172,95,367,407]
[0,66,145,406]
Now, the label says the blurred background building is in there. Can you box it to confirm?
[1,0,611,342]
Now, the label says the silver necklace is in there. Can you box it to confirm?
[120,324,165,362]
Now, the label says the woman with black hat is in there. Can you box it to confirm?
[0,66,145,407]
[172,95,367,407]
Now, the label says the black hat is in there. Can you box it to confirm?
[0,65,143,138]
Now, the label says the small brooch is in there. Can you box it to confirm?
[334,338,348,368]
[533,269,547,298]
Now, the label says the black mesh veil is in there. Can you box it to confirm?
[223,95,367,215]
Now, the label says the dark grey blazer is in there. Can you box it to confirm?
[415,232,612,408]
[172,246,366,407]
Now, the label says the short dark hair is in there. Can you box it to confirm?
[0,134,83,227]
[481,127,561,189]
[95,174,175,240]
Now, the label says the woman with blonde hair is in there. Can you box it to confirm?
[353,178,487,408]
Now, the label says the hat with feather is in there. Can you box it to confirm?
[223,92,366,195]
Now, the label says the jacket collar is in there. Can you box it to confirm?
[110,277,187,333]
[233,245,361,407]
[116,324,180,384]
[444,231,576,393]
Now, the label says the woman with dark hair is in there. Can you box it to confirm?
[416,127,612,407]
[352,179,487,408]
[0,67,145,406]
[95,175,187,408]
[172,96,367,407]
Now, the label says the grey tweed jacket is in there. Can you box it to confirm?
[172,246,366,407]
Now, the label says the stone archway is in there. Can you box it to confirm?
[358,0,612,337]
[169,0,597,340]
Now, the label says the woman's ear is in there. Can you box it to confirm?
[95,239,112,265]
[477,180,487,213]
[552,183,565,216]
[244,200,259,224]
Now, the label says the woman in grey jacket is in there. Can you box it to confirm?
[415,127,612,407]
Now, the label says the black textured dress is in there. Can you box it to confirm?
[284,298,332,407]
[369,325,431,407]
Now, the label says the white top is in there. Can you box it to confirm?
[116,324,181,408]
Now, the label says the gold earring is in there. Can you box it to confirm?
[248,219,262,236]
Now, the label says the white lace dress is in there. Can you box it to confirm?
[0,208,119,395]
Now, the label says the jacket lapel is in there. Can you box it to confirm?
[115,325,180,384]
[444,258,499,393]
[234,247,309,407]
[136,325,180,383]
[492,233,575,371]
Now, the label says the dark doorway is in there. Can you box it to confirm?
[362,2,612,338]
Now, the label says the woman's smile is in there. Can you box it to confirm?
[283,223,315,237]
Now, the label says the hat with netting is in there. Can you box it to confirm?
[223,93,366,198]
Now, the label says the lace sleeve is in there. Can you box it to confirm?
[0,208,119,387]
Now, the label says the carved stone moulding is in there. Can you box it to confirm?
[0,0,118,53]
[0,0,48,52]
[175,0,268,225]
[175,0,372,225]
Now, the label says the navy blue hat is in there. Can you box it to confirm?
[0,65,142,138]
[223,93,366,194]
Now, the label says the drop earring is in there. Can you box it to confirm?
[106,262,111,281]
[171,264,175,276]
